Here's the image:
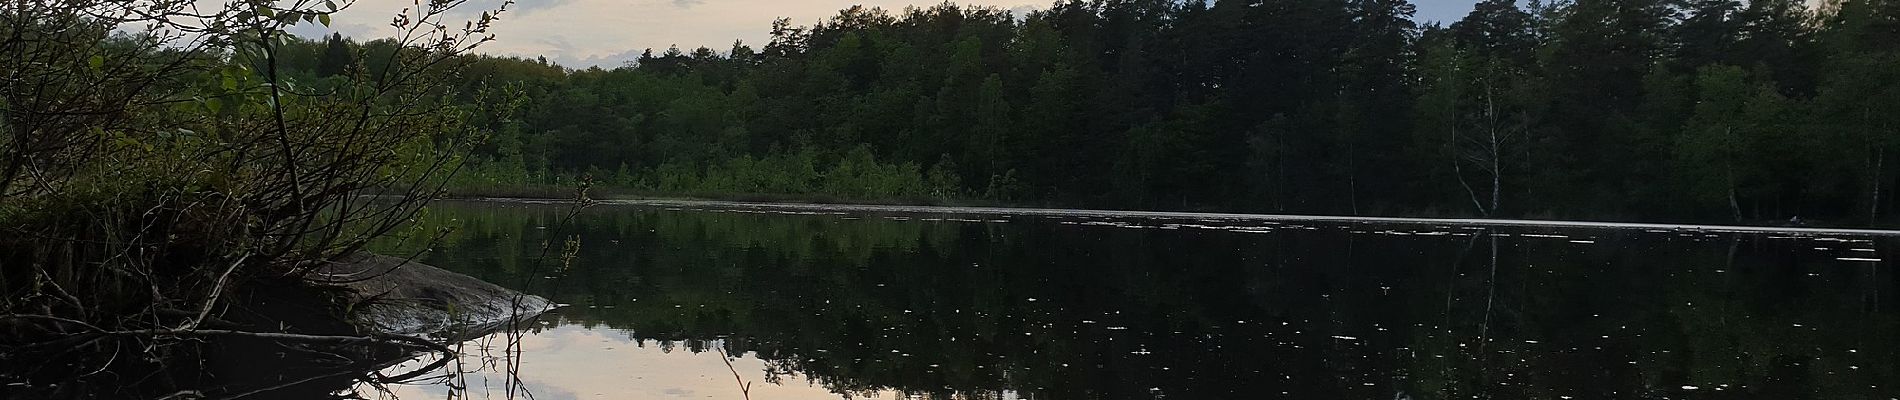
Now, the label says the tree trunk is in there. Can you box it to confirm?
[1348,169,1360,216]
[1871,147,1884,226]
[1484,78,1503,216]
[1455,161,1487,216]
[1347,140,1360,216]
[1491,125,1503,215]
[1449,116,1484,216]
[1725,128,1741,222]
[1727,184,1742,223]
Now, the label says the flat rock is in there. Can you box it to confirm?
[312,253,552,339]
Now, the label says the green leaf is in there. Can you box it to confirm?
[88,54,104,70]
[319,13,331,27]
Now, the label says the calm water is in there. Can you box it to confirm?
[365,200,1898,399]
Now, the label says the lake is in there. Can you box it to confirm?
[362,199,1897,399]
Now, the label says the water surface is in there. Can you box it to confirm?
[367,200,1898,399]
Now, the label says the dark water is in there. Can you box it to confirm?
[367,200,1899,400]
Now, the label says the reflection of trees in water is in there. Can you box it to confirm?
[1400,232,1900,399]
[380,203,1900,399]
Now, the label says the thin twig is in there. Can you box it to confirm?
[180,253,251,330]
[715,347,752,400]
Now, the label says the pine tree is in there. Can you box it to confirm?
[316,33,352,77]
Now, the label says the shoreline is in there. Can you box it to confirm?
[442,196,1900,237]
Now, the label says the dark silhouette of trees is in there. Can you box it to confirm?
[424,0,1895,225]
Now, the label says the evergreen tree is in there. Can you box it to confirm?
[1451,0,1538,62]
[359,1,1900,225]
[316,33,352,77]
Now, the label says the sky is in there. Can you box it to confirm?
[291,0,1483,69]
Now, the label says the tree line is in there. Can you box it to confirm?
[292,0,1900,225]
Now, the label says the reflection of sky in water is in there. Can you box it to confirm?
[363,323,921,400]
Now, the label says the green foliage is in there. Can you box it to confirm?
[1673,65,1783,220]
[393,0,1900,225]
[0,0,514,395]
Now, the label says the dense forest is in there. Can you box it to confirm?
[289,0,1898,225]
[8,0,1895,397]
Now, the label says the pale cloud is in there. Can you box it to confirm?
[292,0,1483,68]
[551,48,648,70]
